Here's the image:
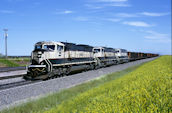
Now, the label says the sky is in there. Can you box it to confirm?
[0,0,171,56]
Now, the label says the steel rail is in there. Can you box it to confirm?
[0,66,26,73]
[0,80,40,91]
[0,74,25,80]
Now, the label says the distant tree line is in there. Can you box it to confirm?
[0,53,30,58]
[8,56,30,58]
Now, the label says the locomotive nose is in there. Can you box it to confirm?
[37,51,44,64]
[37,51,42,58]
[32,51,44,64]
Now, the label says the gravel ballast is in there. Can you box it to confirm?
[0,70,26,78]
[0,57,157,110]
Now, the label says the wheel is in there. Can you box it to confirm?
[58,68,63,77]
[90,64,95,70]
[66,66,71,75]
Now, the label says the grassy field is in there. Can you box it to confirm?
[0,58,30,67]
[45,56,171,113]
[1,60,144,113]
[1,56,171,113]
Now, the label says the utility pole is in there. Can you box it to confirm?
[3,29,8,59]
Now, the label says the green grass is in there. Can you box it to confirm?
[0,58,30,67]
[45,56,171,113]
[0,60,145,113]
[0,58,20,67]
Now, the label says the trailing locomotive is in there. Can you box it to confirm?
[93,47,118,68]
[115,48,129,63]
[24,41,158,80]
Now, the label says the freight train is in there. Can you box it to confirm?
[23,41,158,80]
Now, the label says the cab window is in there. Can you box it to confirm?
[35,45,42,50]
[121,49,127,53]
[93,49,100,53]
[115,50,120,53]
[44,45,55,50]
[57,45,63,51]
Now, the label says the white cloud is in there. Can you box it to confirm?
[115,12,170,18]
[105,18,121,22]
[63,10,73,14]
[54,10,74,14]
[144,31,171,43]
[123,21,152,27]
[86,0,130,8]
[141,12,170,16]
[0,10,14,14]
[85,4,104,9]
[106,3,130,7]
[85,3,130,9]
[96,0,127,2]
[74,16,89,21]
[116,13,137,17]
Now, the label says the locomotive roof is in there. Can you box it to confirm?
[93,47,105,49]
[77,44,93,48]
[61,42,93,52]
[93,47,115,52]
[35,41,45,45]
[60,42,76,46]
[104,47,115,52]
[35,41,64,46]
[104,47,114,50]
[115,48,127,51]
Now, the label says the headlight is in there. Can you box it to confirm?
[37,51,42,58]
[38,51,42,54]
[37,54,41,58]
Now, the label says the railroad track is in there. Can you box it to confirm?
[0,72,40,91]
[0,66,26,73]
[0,67,102,91]
[0,73,41,90]
[0,74,25,80]
[0,79,40,91]
[0,69,84,90]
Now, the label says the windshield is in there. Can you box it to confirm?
[44,45,55,50]
[35,45,42,50]
[57,45,63,51]
[93,49,100,53]
[115,50,119,53]
[121,49,127,53]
